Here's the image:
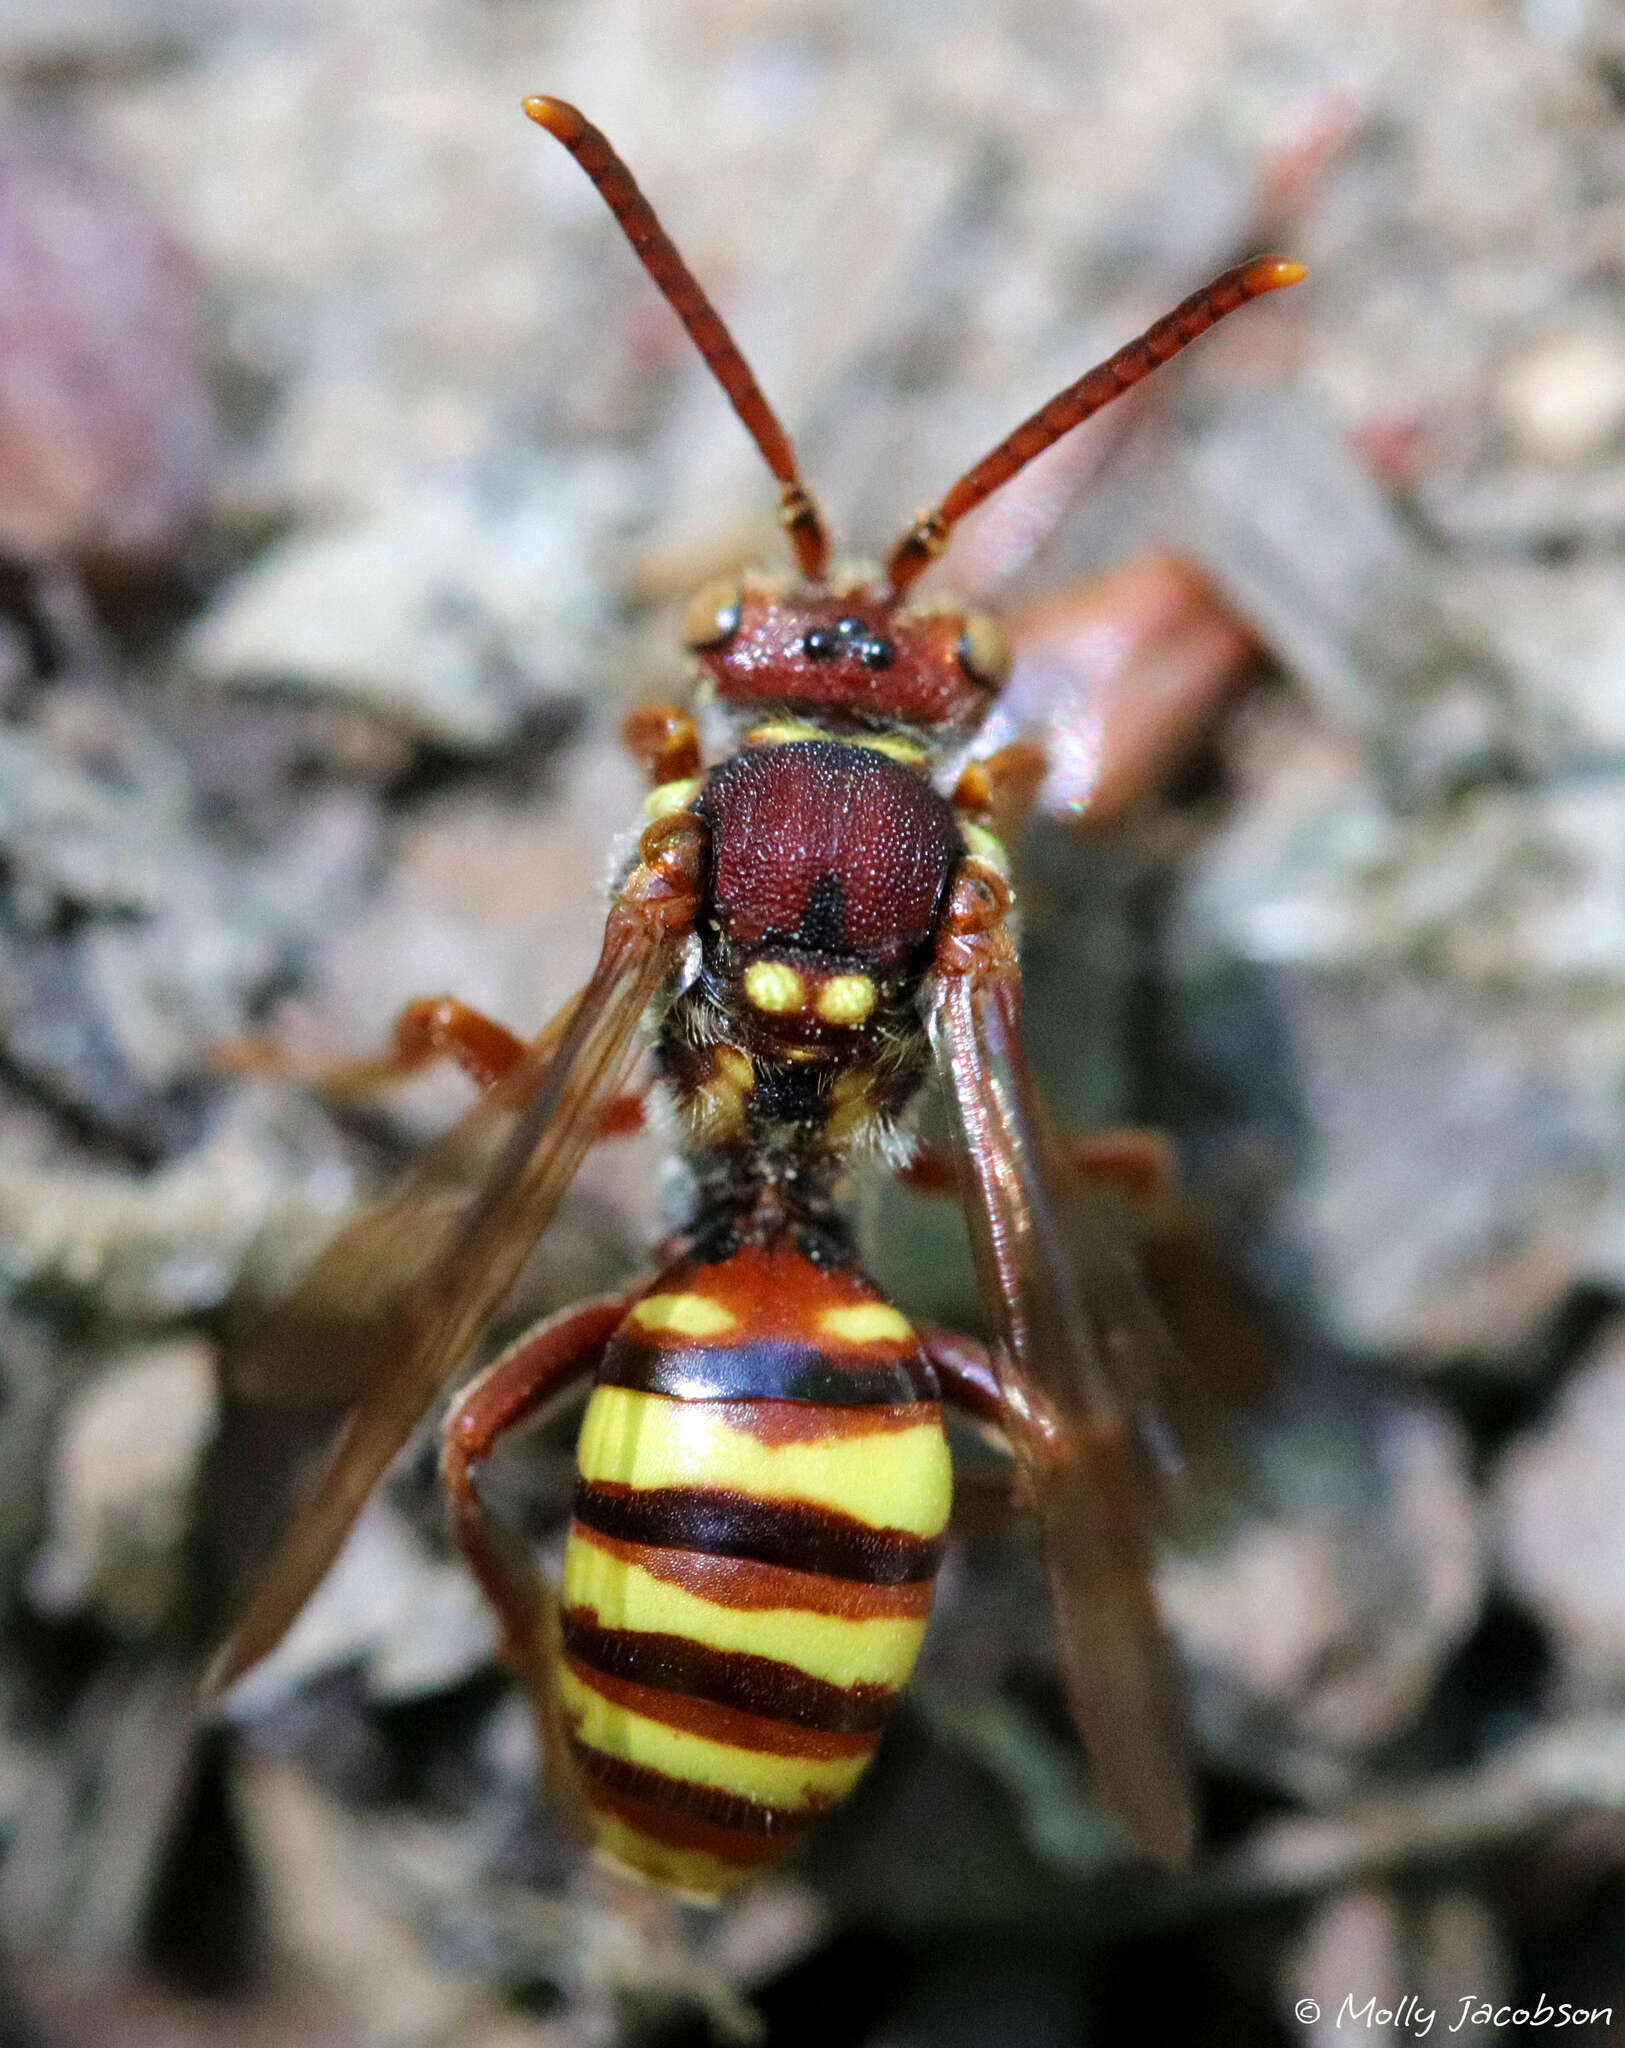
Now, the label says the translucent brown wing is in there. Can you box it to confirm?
[209,909,686,1694]
[928,967,1196,1869]
[226,1000,583,1409]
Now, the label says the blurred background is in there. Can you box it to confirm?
[4,0,1625,2040]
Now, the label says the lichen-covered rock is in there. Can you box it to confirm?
[1162,1394,1482,1787]
[27,1338,217,1637]
[0,686,377,1153]
[0,1088,357,1324]
[216,1496,497,1713]
[184,477,624,748]
[1167,704,1625,1358]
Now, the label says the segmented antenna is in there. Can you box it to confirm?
[525,97,830,582]
[884,256,1305,597]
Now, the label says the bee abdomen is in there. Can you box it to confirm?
[558,1243,951,1897]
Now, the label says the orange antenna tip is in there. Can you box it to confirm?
[522,95,578,136]
[1246,256,1307,292]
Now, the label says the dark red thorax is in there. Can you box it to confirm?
[698,741,960,970]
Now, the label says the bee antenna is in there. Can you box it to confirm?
[883,256,1306,598]
[525,97,830,582]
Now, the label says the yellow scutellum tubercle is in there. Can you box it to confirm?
[744,961,806,1014]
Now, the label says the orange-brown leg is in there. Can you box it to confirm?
[440,1292,628,1828]
[621,702,700,787]
[332,995,528,1092]
[920,1324,1034,1529]
[899,1127,1176,1210]
[918,1322,1004,1426]
[952,740,1050,845]
[215,994,527,1095]
[947,1460,1034,1534]
[441,1293,626,1671]
[217,993,650,1132]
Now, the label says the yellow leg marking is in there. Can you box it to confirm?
[576,1388,952,1534]
[560,1667,872,1811]
[960,821,1012,877]
[644,777,703,820]
[563,1536,931,1690]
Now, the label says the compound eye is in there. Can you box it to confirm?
[956,611,1013,691]
[682,577,744,652]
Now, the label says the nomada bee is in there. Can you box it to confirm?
[211,95,1302,1897]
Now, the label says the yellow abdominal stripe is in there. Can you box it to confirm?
[564,1528,930,1689]
[588,1813,745,1901]
[576,1386,952,1533]
[560,1665,871,1809]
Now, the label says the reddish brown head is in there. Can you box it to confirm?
[680,576,1011,732]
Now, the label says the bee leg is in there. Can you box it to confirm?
[594,1088,649,1138]
[620,702,701,787]
[899,1127,1176,1210]
[215,994,528,1095]
[217,994,651,1133]
[441,1293,629,1831]
[918,1324,1034,1525]
[918,1323,1003,1424]
[950,740,1049,846]
[1052,1127,1176,1209]
[947,1460,1032,1534]
[440,1292,626,1667]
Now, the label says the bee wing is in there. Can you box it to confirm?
[928,967,1196,1869]
[209,909,685,1695]
[227,1000,585,1409]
